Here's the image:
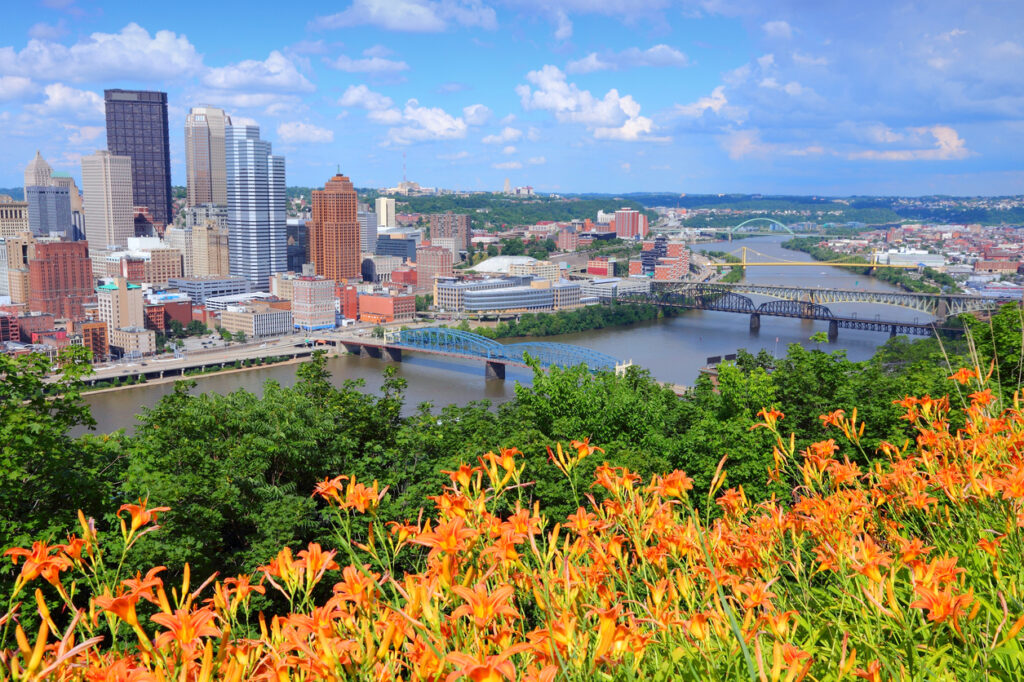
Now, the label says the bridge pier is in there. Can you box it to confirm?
[382,346,403,362]
[360,345,382,359]
[485,360,506,380]
[828,319,839,341]
[890,326,898,338]
[749,313,760,333]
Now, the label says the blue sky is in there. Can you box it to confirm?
[1,0,1022,195]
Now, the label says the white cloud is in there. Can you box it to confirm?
[325,49,409,73]
[527,126,540,141]
[566,45,689,74]
[722,129,826,159]
[203,50,314,93]
[312,0,497,32]
[386,99,469,144]
[502,145,517,154]
[369,108,404,124]
[482,126,522,144]
[620,162,631,172]
[554,9,573,40]
[438,150,470,160]
[848,125,969,161]
[277,121,335,143]
[499,113,517,125]
[0,23,203,82]
[27,20,67,41]
[516,65,664,141]
[762,20,793,39]
[202,93,302,111]
[792,51,828,67]
[363,44,393,58]
[462,103,491,125]
[493,161,522,169]
[338,84,394,111]
[27,83,103,120]
[0,76,36,102]
[674,85,731,117]
[527,156,546,165]
[63,124,103,146]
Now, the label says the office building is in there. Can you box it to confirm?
[0,312,20,342]
[287,219,309,272]
[102,238,183,288]
[358,210,377,253]
[28,241,95,320]
[463,283,553,313]
[81,150,134,266]
[50,174,83,213]
[185,106,232,207]
[97,277,143,329]
[24,151,53,191]
[167,275,250,304]
[0,240,9,298]
[0,195,30,239]
[26,185,72,236]
[509,259,559,283]
[429,212,471,250]
[375,234,418,262]
[220,303,292,338]
[188,207,231,277]
[108,326,156,358]
[184,203,229,229]
[375,197,396,228]
[291,277,336,331]
[358,292,414,323]
[164,226,193,277]
[104,89,173,226]
[415,245,453,289]
[4,233,35,304]
[361,254,403,283]
[310,174,360,283]
[226,124,286,290]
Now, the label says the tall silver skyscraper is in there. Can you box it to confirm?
[185,106,232,207]
[226,125,286,290]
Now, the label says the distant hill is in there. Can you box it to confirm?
[0,188,24,201]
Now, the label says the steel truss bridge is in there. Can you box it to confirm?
[618,283,1007,339]
[340,327,625,379]
[654,281,1016,319]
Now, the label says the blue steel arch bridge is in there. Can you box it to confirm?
[340,327,625,380]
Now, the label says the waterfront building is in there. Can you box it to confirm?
[310,174,360,282]
[26,185,72,236]
[552,280,582,309]
[429,212,470,250]
[291,276,336,331]
[580,277,651,299]
[375,197,396,228]
[28,241,95,320]
[185,106,231,207]
[167,275,250,304]
[0,196,30,239]
[220,303,292,338]
[108,326,156,358]
[97,277,144,330]
[226,124,286,290]
[415,245,453,289]
[75,320,109,361]
[358,293,414,323]
[104,90,173,226]
[24,151,53,191]
[81,150,134,270]
[463,283,554,313]
[358,210,377,253]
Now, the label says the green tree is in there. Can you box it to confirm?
[233,331,247,343]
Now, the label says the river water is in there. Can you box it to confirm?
[82,236,925,435]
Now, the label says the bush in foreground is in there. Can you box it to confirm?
[2,369,1023,680]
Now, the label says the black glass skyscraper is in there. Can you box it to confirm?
[104,89,173,226]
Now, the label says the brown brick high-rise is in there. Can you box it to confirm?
[310,174,360,282]
[28,241,96,320]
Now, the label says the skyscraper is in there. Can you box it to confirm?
[25,185,72,236]
[429,211,471,250]
[81,150,134,264]
[185,106,232,206]
[104,90,173,226]
[358,210,377,253]
[24,151,52,192]
[310,174,360,282]
[226,124,286,290]
[375,197,396,228]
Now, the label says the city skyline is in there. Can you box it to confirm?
[0,0,1022,195]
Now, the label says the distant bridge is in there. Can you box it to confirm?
[651,281,1016,319]
[339,327,626,380]
[620,285,979,340]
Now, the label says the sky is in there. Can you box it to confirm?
[1,0,1022,196]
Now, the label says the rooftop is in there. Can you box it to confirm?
[473,256,537,274]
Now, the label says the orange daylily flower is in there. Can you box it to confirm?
[451,583,520,629]
[117,498,171,536]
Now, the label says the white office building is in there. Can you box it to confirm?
[226,125,287,290]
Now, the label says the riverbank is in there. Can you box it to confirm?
[781,237,958,293]
[702,250,745,283]
[467,302,675,339]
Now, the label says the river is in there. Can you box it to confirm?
[81,235,925,435]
